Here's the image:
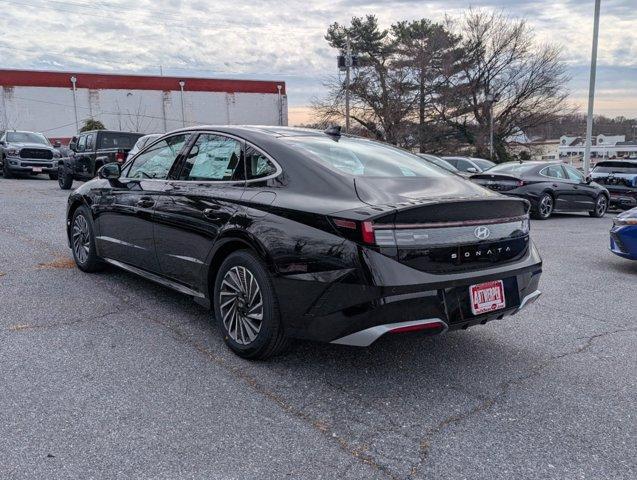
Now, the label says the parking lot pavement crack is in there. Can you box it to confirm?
[142,315,400,480]
[407,326,636,479]
[8,306,132,332]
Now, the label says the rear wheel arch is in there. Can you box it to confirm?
[67,198,87,242]
[205,233,273,303]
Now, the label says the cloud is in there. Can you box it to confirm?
[0,0,635,120]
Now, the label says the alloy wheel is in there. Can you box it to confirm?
[219,266,263,345]
[72,214,91,264]
[539,194,553,218]
[596,196,607,216]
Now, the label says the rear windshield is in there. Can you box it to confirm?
[98,133,141,149]
[285,136,448,178]
[593,161,637,174]
[6,132,49,145]
[487,163,537,174]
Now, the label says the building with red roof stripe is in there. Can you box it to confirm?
[0,69,287,140]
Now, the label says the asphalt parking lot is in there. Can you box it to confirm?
[1,177,635,480]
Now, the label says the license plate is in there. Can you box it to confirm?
[469,280,506,315]
[32,167,43,173]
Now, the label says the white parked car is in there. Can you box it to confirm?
[126,133,162,159]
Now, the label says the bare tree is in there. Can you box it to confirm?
[440,10,571,160]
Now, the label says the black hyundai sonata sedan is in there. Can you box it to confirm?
[66,126,542,359]
[471,161,610,219]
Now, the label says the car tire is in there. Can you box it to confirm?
[58,166,73,190]
[2,157,14,179]
[70,205,104,273]
[213,250,289,360]
[533,192,554,220]
[48,172,58,180]
[589,195,608,218]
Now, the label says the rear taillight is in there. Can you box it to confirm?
[361,221,375,244]
[116,150,126,163]
[331,218,376,245]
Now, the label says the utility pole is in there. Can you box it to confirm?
[486,93,499,161]
[583,0,601,175]
[345,35,351,134]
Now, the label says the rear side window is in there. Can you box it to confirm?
[564,166,584,181]
[125,133,190,179]
[542,165,566,179]
[85,134,94,150]
[180,134,244,181]
[245,145,277,179]
[98,133,140,149]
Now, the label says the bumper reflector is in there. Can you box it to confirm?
[389,322,444,334]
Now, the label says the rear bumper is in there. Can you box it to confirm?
[330,289,541,346]
[608,193,637,210]
[275,242,543,344]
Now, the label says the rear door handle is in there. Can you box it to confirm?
[137,197,155,208]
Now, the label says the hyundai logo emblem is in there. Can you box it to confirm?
[474,226,491,240]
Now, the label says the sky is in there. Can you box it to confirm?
[0,0,635,125]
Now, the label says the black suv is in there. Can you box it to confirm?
[591,160,637,210]
[58,130,144,189]
[0,130,61,179]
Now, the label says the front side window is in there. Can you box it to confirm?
[471,158,495,171]
[126,134,190,180]
[455,159,475,172]
[245,146,278,179]
[285,137,447,178]
[180,134,244,181]
[564,166,584,181]
[76,135,87,152]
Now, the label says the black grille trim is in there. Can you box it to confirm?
[20,148,53,160]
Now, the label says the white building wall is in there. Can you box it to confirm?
[1,85,288,138]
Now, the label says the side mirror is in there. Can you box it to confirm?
[0,140,5,146]
[585,175,592,183]
[466,167,478,173]
[98,163,121,180]
[69,142,77,152]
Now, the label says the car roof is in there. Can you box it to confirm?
[170,125,342,140]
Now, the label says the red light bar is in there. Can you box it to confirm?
[333,218,357,230]
[389,322,443,334]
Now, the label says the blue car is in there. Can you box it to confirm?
[610,207,637,260]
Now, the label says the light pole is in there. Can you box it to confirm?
[70,76,79,132]
[178,80,186,127]
[485,93,500,161]
[345,35,351,134]
[583,0,601,175]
